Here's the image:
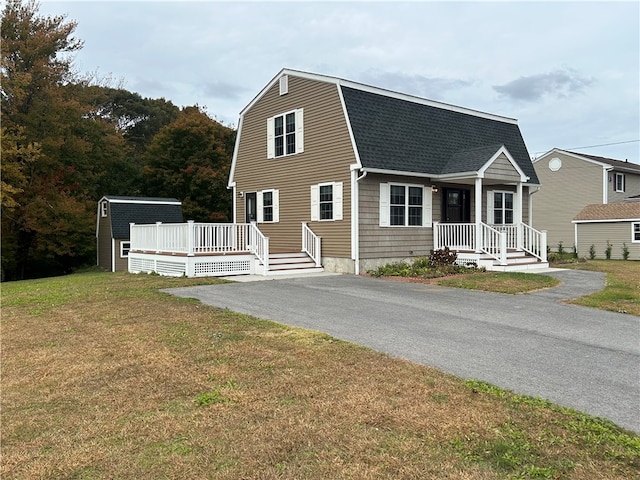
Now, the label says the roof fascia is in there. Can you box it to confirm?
[537,148,615,169]
[573,218,640,223]
[228,114,244,186]
[477,146,529,181]
[107,199,182,205]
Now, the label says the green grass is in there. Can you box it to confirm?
[2,270,638,479]
[436,271,559,294]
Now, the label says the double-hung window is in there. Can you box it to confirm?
[311,182,343,221]
[379,183,432,227]
[257,189,279,223]
[100,201,108,217]
[267,109,304,158]
[632,222,640,243]
[120,241,131,258]
[615,173,625,192]
[490,191,514,224]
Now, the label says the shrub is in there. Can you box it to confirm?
[429,247,457,267]
[557,241,565,255]
[622,243,630,260]
[605,241,613,260]
[589,244,596,260]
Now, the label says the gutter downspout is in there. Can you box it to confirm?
[351,166,367,275]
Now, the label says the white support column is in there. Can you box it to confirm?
[475,178,483,253]
[516,182,523,251]
[187,220,195,257]
[155,222,161,253]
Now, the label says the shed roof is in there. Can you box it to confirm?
[99,196,183,239]
[573,203,640,222]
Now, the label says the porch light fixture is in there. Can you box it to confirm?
[239,191,244,197]
[431,185,439,193]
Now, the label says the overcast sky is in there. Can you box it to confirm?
[39,1,639,163]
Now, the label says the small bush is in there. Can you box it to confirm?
[622,243,630,260]
[605,241,613,260]
[557,241,565,255]
[589,244,596,260]
[429,247,458,267]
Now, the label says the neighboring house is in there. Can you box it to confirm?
[224,68,544,274]
[96,196,183,272]
[573,203,640,260]
[533,149,640,251]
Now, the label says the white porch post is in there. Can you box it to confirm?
[433,221,440,250]
[155,222,161,253]
[474,178,482,253]
[187,220,195,257]
[516,182,523,251]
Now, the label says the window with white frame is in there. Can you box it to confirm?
[632,222,640,243]
[311,182,343,221]
[615,173,625,192]
[379,183,432,227]
[267,109,304,158]
[257,189,279,223]
[100,201,108,217]
[489,191,514,224]
[120,241,131,258]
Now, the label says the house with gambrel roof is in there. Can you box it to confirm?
[96,196,183,272]
[225,68,547,273]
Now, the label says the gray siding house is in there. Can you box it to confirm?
[573,203,640,260]
[533,149,640,251]
[96,196,183,272]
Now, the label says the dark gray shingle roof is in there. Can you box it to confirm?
[104,198,183,239]
[340,86,539,184]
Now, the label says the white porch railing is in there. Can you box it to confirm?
[434,221,547,265]
[521,223,548,262]
[248,222,269,272]
[480,223,507,265]
[302,222,322,267]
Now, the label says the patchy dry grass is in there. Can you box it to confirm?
[551,260,640,316]
[1,270,639,479]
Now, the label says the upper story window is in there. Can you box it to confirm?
[267,109,304,159]
[379,183,432,227]
[311,182,343,221]
[615,173,625,192]
[492,191,514,224]
[100,201,108,217]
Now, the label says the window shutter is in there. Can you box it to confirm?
[266,117,275,159]
[257,191,264,222]
[272,189,279,223]
[379,183,390,227]
[334,182,343,221]
[310,184,319,221]
[295,108,304,154]
[486,191,494,224]
[423,186,432,227]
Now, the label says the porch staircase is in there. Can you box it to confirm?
[265,252,325,275]
[457,250,549,272]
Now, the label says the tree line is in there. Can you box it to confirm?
[1,0,236,281]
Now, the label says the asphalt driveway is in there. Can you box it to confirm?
[164,269,640,433]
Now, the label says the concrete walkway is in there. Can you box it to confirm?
[164,268,640,433]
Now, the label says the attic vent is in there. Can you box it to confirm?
[279,75,288,95]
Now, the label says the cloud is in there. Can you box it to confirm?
[493,69,594,102]
[358,70,473,100]
[202,81,249,101]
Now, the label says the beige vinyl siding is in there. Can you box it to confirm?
[359,174,433,259]
[533,152,604,250]
[233,76,354,257]
[608,170,640,203]
[484,153,520,182]
[97,206,113,271]
[576,221,640,260]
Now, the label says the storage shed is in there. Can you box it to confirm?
[96,196,183,272]
[573,203,640,260]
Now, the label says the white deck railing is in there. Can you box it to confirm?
[480,223,507,265]
[248,222,269,271]
[302,222,322,267]
[433,222,475,251]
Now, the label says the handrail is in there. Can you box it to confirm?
[302,222,322,267]
[248,222,269,271]
[522,223,547,262]
[480,222,507,265]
